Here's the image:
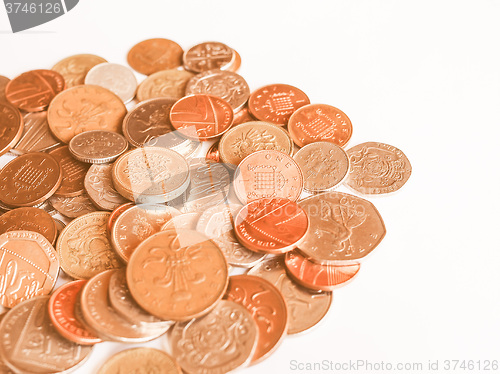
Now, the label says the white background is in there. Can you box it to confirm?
[1,1,500,373]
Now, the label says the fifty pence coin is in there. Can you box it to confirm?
[10,112,60,155]
[0,102,23,157]
[52,54,107,88]
[136,69,194,102]
[84,164,130,211]
[183,42,235,73]
[127,38,184,75]
[85,63,138,103]
[69,130,128,164]
[49,145,90,197]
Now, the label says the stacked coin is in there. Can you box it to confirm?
[0,38,412,373]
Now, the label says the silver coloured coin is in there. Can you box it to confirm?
[85,63,138,104]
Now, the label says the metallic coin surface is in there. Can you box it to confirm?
[84,164,130,211]
[206,140,220,163]
[0,152,62,207]
[0,296,92,373]
[85,63,138,103]
[47,85,127,143]
[56,212,122,279]
[137,69,194,102]
[112,147,190,203]
[228,49,242,72]
[11,111,60,155]
[161,212,200,231]
[48,193,97,218]
[288,104,353,147]
[48,280,102,345]
[111,204,180,262]
[225,274,288,363]
[171,300,257,374]
[293,141,350,192]
[0,207,57,245]
[52,54,107,88]
[127,38,184,75]
[170,94,234,141]
[97,348,182,374]
[0,231,59,308]
[248,257,332,334]
[183,42,235,73]
[285,251,361,291]
[5,70,65,112]
[53,218,65,236]
[197,204,266,268]
[233,150,304,204]
[297,191,386,264]
[49,145,90,197]
[69,130,128,164]
[185,69,250,111]
[0,76,9,104]
[232,105,255,125]
[345,142,412,195]
[106,202,134,236]
[0,103,23,157]
[248,84,310,126]
[219,121,293,165]
[127,229,228,321]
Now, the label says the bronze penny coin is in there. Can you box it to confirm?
[0,152,62,207]
[111,204,180,262]
[84,164,130,211]
[171,300,258,373]
[49,145,90,197]
[0,207,57,245]
[97,348,182,374]
[0,296,92,373]
[53,218,65,237]
[48,280,102,345]
[106,202,134,236]
[170,94,234,141]
[345,141,412,195]
[5,70,65,112]
[248,84,310,126]
[183,42,235,73]
[56,212,123,279]
[297,191,386,264]
[288,103,353,147]
[228,49,242,72]
[52,54,107,88]
[128,38,184,75]
[248,256,332,334]
[10,111,60,155]
[232,105,255,126]
[225,274,288,363]
[136,69,194,101]
[0,76,9,104]
[0,103,23,157]
[47,85,127,143]
[127,229,228,321]
[206,140,220,163]
[69,130,128,164]
[0,230,59,308]
[48,193,97,218]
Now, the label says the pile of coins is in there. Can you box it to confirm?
[0,38,412,373]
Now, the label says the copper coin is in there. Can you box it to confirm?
[53,218,65,236]
[171,300,258,373]
[161,212,200,231]
[106,202,134,236]
[5,70,65,112]
[128,38,184,75]
[232,105,255,126]
[219,121,294,165]
[10,111,60,155]
[225,274,288,363]
[0,296,92,373]
[297,191,386,264]
[0,231,59,308]
[84,164,130,211]
[288,104,353,147]
[111,204,180,262]
[85,63,138,103]
[48,193,97,218]
[48,280,102,345]
[248,256,332,334]
[345,141,412,195]
[127,229,228,321]
[56,212,123,279]
[0,76,9,104]
[233,150,304,204]
[185,69,250,111]
[98,348,182,374]
[0,152,62,207]
[0,103,23,156]
[293,141,350,192]
[49,145,90,197]
[228,49,242,72]
[183,42,235,73]
[285,251,361,291]
[136,69,194,102]
[248,84,310,126]
[52,54,107,88]
[47,85,127,143]
[170,94,234,141]
[206,140,220,163]
[0,207,57,245]
[69,130,128,164]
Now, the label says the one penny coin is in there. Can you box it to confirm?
[136,69,194,101]
[69,130,128,164]
[84,164,130,211]
[0,103,23,157]
[228,49,242,72]
[48,193,97,218]
[0,152,62,207]
[0,76,9,104]
[170,94,234,141]
[85,63,137,103]
[232,105,255,126]
[10,111,60,155]
[49,145,90,197]
[0,207,57,245]
[97,348,182,374]
[205,140,220,163]
[52,54,107,88]
[128,38,184,75]
[5,70,65,112]
[183,42,235,73]
[47,85,127,143]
